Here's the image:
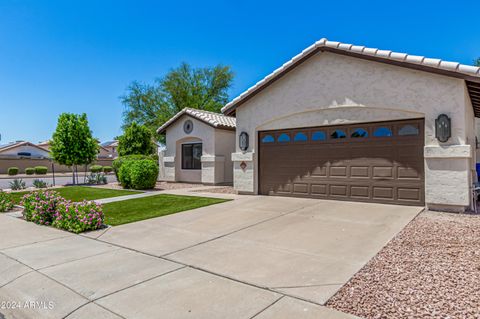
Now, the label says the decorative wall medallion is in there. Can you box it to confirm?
[239,131,249,151]
[240,161,247,171]
[183,120,193,134]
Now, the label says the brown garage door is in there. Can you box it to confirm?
[259,119,424,206]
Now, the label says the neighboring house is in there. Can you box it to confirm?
[0,141,50,158]
[101,140,119,158]
[37,140,51,151]
[98,145,114,159]
[157,108,236,185]
[161,38,480,212]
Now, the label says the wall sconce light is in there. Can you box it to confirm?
[435,114,451,143]
[239,132,249,151]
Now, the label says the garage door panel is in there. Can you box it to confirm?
[259,119,424,206]
[350,166,369,178]
[330,185,348,196]
[350,185,370,198]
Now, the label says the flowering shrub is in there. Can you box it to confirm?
[52,200,104,233]
[21,190,63,225]
[20,190,105,233]
[0,191,14,212]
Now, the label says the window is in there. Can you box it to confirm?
[373,127,392,137]
[351,128,368,138]
[398,124,419,136]
[261,135,274,143]
[293,132,308,142]
[312,131,326,141]
[277,133,291,142]
[182,143,202,169]
[331,129,346,139]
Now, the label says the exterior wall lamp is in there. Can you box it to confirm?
[239,132,249,151]
[435,114,451,143]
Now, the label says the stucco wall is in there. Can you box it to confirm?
[232,51,474,210]
[163,115,235,184]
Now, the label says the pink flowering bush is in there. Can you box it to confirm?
[20,190,104,233]
[21,190,63,225]
[52,200,104,233]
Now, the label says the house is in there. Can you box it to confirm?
[162,38,480,212]
[157,108,236,185]
[101,140,119,158]
[37,140,51,151]
[0,141,50,158]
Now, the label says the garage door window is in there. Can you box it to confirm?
[261,135,274,143]
[294,132,308,142]
[278,133,291,143]
[182,143,202,170]
[373,127,393,137]
[331,129,346,139]
[312,131,326,141]
[351,128,368,138]
[398,124,419,136]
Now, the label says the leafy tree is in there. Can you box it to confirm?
[50,113,99,184]
[475,58,480,67]
[117,122,156,156]
[121,62,234,142]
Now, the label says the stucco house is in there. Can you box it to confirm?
[0,141,50,158]
[157,108,236,185]
[161,38,480,212]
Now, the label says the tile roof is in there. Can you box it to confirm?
[221,38,480,116]
[157,108,236,133]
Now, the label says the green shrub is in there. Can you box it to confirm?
[118,159,158,190]
[25,167,35,175]
[34,166,48,175]
[33,179,48,189]
[21,190,63,225]
[102,166,113,173]
[90,165,103,173]
[52,200,104,233]
[0,191,14,212]
[113,154,157,179]
[9,179,26,190]
[7,167,19,176]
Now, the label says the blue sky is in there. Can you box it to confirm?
[0,0,478,143]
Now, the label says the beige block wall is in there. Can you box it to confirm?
[232,51,475,211]
[0,158,114,174]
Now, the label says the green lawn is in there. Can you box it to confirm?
[103,194,230,226]
[10,186,142,204]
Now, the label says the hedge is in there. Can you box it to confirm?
[102,166,113,173]
[118,158,158,190]
[25,167,35,175]
[112,154,158,179]
[34,166,48,175]
[7,167,19,176]
[90,165,103,173]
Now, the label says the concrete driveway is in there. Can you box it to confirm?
[0,196,422,319]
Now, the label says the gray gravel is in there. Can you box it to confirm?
[327,211,480,319]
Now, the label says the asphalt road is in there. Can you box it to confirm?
[0,174,117,189]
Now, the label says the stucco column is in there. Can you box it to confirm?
[163,156,176,182]
[232,152,255,193]
[201,155,225,185]
[424,145,472,212]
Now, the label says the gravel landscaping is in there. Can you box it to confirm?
[327,211,480,319]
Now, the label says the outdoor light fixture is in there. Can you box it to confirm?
[435,114,451,143]
[239,131,249,151]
